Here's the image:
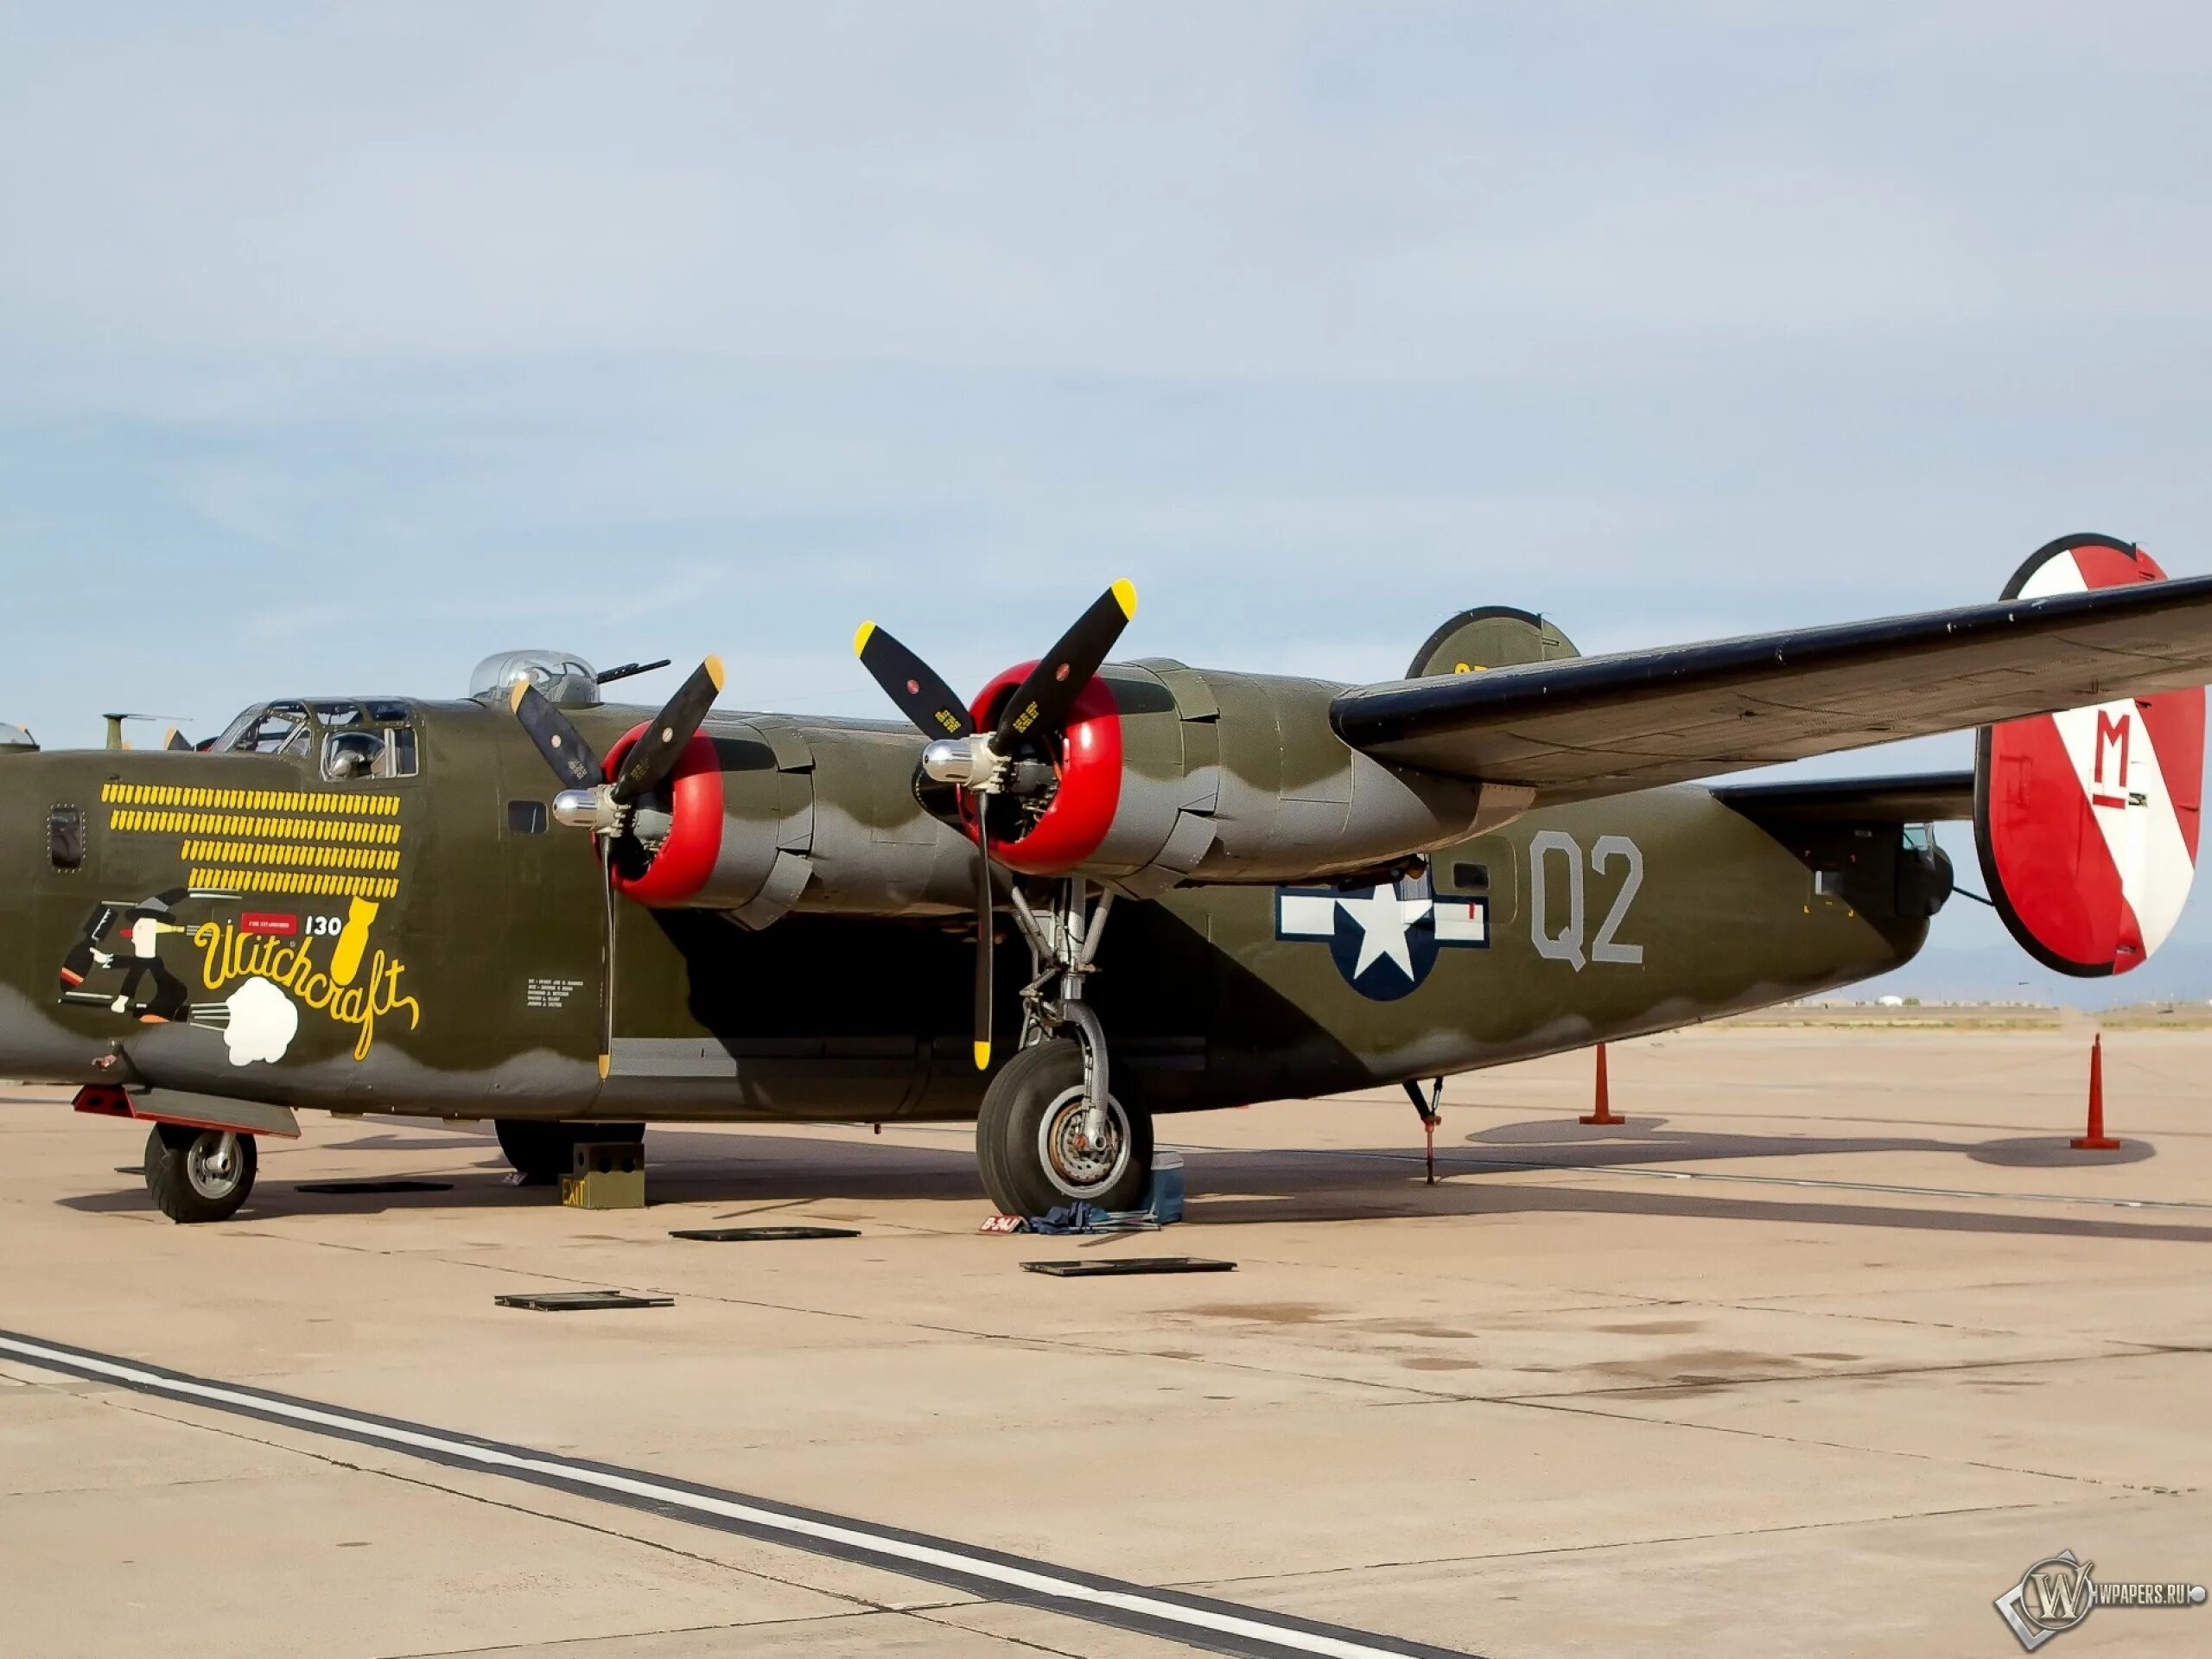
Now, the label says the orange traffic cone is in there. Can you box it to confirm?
[1580,1042,1623,1126]
[2072,1033,2120,1150]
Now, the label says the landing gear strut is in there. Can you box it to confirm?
[977,877,1152,1216]
[143,1123,257,1224]
[1403,1077,1443,1185]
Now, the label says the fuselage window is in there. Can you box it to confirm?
[507,799,548,835]
[48,805,85,870]
[1451,861,1490,892]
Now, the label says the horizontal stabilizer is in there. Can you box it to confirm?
[1334,566,2212,801]
[1712,771,1974,823]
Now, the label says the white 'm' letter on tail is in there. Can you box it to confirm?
[2092,708,2131,804]
[1976,534,2206,976]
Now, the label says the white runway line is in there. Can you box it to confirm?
[0,1328,1476,1659]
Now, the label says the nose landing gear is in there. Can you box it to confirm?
[143,1123,257,1224]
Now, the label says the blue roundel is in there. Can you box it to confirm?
[1274,872,1490,1001]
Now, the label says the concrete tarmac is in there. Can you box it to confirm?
[3,1025,2208,1656]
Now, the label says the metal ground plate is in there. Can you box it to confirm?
[1020,1256,1236,1278]
[493,1290,674,1311]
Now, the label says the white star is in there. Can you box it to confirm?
[1335,885,1433,980]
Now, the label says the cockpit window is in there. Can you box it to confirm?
[219,699,420,779]
[217,702,310,755]
[322,730,383,780]
[320,717,419,781]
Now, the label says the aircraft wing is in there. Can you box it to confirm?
[1332,575,2212,802]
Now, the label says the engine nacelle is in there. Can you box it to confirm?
[598,664,1531,923]
[966,659,1530,897]
[601,716,977,927]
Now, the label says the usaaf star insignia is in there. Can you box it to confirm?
[1275,871,1487,1000]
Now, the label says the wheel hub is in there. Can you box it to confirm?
[185,1132,243,1199]
[1038,1087,1129,1199]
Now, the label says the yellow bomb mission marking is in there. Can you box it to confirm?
[192,920,421,1062]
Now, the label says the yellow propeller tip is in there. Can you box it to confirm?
[506,681,528,712]
[597,1053,611,1080]
[854,621,876,658]
[1111,578,1137,620]
[972,1041,991,1071]
[703,654,726,692]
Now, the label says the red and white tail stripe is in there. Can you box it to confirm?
[1976,534,2206,976]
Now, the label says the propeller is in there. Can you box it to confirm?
[510,655,725,826]
[852,581,1136,1070]
[509,657,726,1069]
[610,658,726,804]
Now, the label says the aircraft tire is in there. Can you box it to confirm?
[494,1120,643,1182]
[976,1039,1152,1217]
[143,1124,257,1224]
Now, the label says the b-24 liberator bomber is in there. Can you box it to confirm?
[2,534,2204,1222]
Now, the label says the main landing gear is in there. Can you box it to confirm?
[977,877,1152,1216]
[143,1123,257,1224]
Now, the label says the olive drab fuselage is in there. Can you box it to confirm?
[0,685,1942,1124]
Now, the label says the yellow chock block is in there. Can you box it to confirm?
[560,1141,645,1211]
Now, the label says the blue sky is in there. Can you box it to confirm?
[3,3,2209,992]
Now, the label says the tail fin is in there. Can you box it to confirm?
[1975,534,2205,975]
[1405,607,1578,678]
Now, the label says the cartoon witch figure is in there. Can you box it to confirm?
[57,888,229,1022]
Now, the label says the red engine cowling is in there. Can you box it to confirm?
[601,728,726,906]
[963,661,1126,876]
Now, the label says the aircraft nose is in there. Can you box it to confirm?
[0,976,95,1086]
[2,757,105,1082]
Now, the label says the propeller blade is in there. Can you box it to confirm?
[973,839,994,1071]
[990,580,1136,747]
[510,682,604,788]
[599,834,616,1079]
[853,622,976,740]
[611,656,724,804]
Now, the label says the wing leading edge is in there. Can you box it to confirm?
[1332,573,2212,802]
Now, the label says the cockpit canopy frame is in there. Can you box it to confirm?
[211,699,420,781]
[469,650,601,709]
